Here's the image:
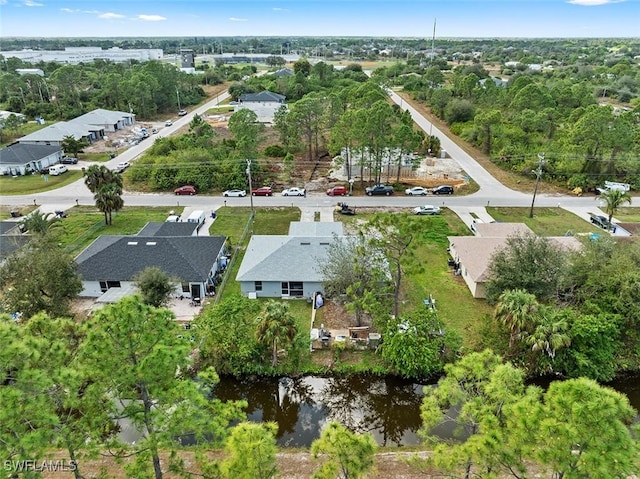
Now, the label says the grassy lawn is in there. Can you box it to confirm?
[335,208,494,349]
[487,206,604,236]
[0,204,38,220]
[0,170,83,195]
[613,207,640,222]
[54,206,176,256]
[80,152,112,162]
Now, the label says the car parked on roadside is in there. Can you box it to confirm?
[413,205,441,215]
[115,161,130,173]
[365,184,394,196]
[590,214,613,230]
[326,186,347,196]
[405,186,428,196]
[251,186,273,196]
[223,189,246,197]
[165,120,173,127]
[174,185,197,196]
[432,185,454,195]
[60,157,78,164]
[282,187,306,196]
[178,109,187,116]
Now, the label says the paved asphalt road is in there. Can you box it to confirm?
[1,89,635,214]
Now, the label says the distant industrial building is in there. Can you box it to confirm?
[0,47,163,65]
[211,53,300,64]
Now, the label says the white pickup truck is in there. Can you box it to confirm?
[596,181,630,194]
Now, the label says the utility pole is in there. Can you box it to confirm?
[529,153,545,219]
[246,159,254,214]
[176,89,181,110]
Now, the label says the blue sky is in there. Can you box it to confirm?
[1,0,638,38]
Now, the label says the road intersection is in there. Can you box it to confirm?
[1,89,635,235]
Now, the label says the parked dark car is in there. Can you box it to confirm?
[174,185,197,196]
[60,157,78,164]
[590,214,613,230]
[432,185,454,195]
[326,186,347,196]
[365,184,394,196]
[251,186,273,196]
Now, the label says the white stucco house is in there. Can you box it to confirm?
[0,143,62,175]
[235,91,286,123]
[236,222,344,299]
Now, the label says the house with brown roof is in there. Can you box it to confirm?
[448,223,582,299]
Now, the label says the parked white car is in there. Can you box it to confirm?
[115,161,130,173]
[405,186,429,196]
[48,164,68,176]
[223,189,247,197]
[282,187,306,196]
[413,205,441,215]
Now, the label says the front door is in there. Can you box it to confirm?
[190,284,202,299]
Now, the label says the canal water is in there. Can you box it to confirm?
[213,374,640,448]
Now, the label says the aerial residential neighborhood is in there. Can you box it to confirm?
[0,5,639,476]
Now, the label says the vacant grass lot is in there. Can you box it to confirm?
[54,206,175,256]
[0,170,83,195]
[487,206,605,236]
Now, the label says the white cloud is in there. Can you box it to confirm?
[229,17,248,22]
[0,0,8,5]
[60,7,79,13]
[99,12,125,19]
[567,0,624,5]
[23,0,44,6]
[272,7,289,12]
[137,14,166,22]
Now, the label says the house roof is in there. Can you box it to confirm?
[0,222,30,260]
[273,68,293,77]
[288,221,343,237]
[449,229,583,283]
[236,235,336,282]
[76,235,226,282]
[137,222,199,237]
[68,108,134,127]
[0,143,61,166]
[474,222,533,238]
[18,122,92,143]
[239,91,285,103]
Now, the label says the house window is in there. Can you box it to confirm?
[282,281,304,297]
[182,282,190,293]
[100,281,121,292]
[255,281,263,292]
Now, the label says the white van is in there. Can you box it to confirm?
[49,164,68,176]
[186,210,205,225]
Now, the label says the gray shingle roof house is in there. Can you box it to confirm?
[448,223,582,299]
[0,221,29,261]
[0,143,62,175]
[236,222,343,299]
[68,108,135,133]
[17,121,95,146]
[76,224,227,301]
[235,90,286,123]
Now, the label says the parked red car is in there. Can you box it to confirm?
[326,186,347,196]
[251,186,273,196]
[174,185,197,196]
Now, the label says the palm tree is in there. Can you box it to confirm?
[256,301,298,367]
[94,183,124,225]
[598,188,632,228]
[84,164,122,194]
[19,209,59,236]
[527,306,571,362]
[495,289,539,352]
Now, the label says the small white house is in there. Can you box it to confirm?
[235,91,286,123]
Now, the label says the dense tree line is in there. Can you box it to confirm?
[0,57,216,121]
[376,50,640,190]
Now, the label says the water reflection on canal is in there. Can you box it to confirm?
[213,375,426,448]
[214,374,640,448]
